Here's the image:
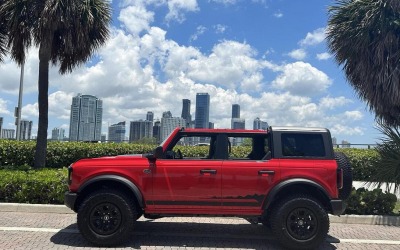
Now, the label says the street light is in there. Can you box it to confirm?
[15,62,24,141]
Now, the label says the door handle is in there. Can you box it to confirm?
[200,169,217,175]
[258,170,275,176]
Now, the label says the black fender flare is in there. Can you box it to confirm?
[78,175,144,208]
[263,178,331,210]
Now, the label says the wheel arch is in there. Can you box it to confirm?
[75,175,144,212]
[264,178,332,213]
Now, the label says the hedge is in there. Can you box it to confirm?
[0,140,382,181]
[0,168,68,204]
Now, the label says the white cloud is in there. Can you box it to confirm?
[344,110,363,120]
[331,124,365,136]
[118,4,154,35]
[165,0,199,23]
[316,52,332,60]
[271,62,332,96]
[299,27,326,46]
[319,96,352,110]
[210,0,237,5]
[274,11,283,18]
[0,99,11,116]
[288,48,307,60]
[190,25,207,41]
[214,24,227,34]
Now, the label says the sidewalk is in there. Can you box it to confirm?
[1,202,399,226]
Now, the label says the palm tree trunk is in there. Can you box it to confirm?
[33,40,52,168]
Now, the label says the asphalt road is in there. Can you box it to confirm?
[1,211,400,250]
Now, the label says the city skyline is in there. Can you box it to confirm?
[0,1,375,144]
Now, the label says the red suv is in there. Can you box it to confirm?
[65,126,352,249]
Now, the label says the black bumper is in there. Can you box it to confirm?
[64,191,78,211]
[330,199,346,215]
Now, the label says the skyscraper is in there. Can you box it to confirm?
[231,118,245,129]
[0,117,3,139]
[195,93,210,129]
[51,127,65,141]
[161,116,186,141]
[232,104,240,119]
[146,111,154,123]
[108,122,126,143]
[253,117,269,130]
[19,120,32,140]
[1,129,15,139]
[153,120,161,143]
[129,120,153,142]
[181,99,192,127]
[69,94,103,141]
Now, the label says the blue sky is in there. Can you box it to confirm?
[0,0,379,144]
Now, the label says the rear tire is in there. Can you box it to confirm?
[270,195,329,249]
[77,190,137,246]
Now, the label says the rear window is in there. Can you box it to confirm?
[281,133,325,157]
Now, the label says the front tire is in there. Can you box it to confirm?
[270,195,329,249]
[77,190,137,246]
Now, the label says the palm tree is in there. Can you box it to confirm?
[326,0,400,125]
[0,0,111,167]
[369,122,400,193]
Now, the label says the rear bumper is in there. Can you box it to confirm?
[64,191,77,212]
[330,199,346,215]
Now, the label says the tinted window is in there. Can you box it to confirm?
[281,133,325,157]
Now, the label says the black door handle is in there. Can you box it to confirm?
[200,169,217,175]
[258,170,275,175]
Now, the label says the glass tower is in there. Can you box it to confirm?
[69,94,103,141]
[195,93,210,129]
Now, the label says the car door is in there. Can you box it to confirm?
[221,135,281,215]
[148,134,223,214]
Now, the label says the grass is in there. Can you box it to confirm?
[394,201,400,215]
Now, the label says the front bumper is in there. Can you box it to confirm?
[64,191,77,211]
[330,199,346,215]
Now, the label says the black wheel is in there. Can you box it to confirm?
[270,195,329,249]
[335,152,353,200]
[77,190,137,246]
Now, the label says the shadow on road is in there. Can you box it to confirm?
[50,220,338,249]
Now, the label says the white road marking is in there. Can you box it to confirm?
[1,226,400,245]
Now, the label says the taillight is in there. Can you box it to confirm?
[67,164,73,185]
[337,168,343,189]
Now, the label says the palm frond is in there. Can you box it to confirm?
[327,0,400,126]
[369,121,400,193]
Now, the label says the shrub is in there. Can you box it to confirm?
[0,168,68,204]
[345,187,397,215]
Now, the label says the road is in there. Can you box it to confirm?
[0,211,400,249]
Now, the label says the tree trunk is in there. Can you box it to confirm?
[33,40,52,168]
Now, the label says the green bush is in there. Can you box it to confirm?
[345,187,397,215]
[0,168,68,204]
[334,148,379,181]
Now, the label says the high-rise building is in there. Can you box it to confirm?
[19,120,32,140]
[232,104,240,119]
[231,118,245,129]
[146,111,154,123]
[181,99,192,127]
[209,122,214,129]
[51,127,65,141]
[162,111,172,118]
[161,116,186,142]
[108,122,126,143]
[69,94,103,141]
[153,120,161,143]
[129,120,153,142]
[253,117,269,130]
[1,129,15,139]
[0,117,3,139]
[195,93,210,129]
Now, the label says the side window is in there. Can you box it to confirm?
[166,135,214,159]
[227,136,269,160]
[281,133,325,157]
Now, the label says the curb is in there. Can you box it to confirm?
[0,203,399,226]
